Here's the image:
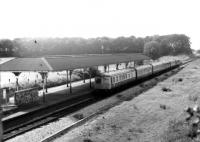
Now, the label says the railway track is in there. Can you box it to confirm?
[3,93,96,141]
[3,58,194,141]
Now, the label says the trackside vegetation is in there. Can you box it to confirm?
[0,34,192,59]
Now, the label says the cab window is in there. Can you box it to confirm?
[95,78,101,84]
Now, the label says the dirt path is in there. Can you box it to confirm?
[54,59,200,142]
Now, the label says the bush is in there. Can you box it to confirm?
[188,94,199,102]
[160,104,167,110]
[162,119,193,142]
[162,87,172,92]
[178,78,183,82]
[73,113,84,120]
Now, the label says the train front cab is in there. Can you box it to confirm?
[94,69,137,90]
[94,75,112,90]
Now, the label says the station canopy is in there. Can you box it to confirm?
[0,53,150,72]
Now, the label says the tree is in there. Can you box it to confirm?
[163,34,192,55]
[0,34,192,57]
[0,39,14,57]
[144,41,161,59]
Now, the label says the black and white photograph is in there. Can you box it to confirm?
[0,0,199,141]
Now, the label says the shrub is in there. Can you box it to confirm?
[162,119,193,142]
[178,78,183,82]
[160,104,167,110]
[73,113,84,120]
[188,94,199,102]
[162,87,172,92]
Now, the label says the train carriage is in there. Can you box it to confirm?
[135,64,152,79]
[170,60,177,67]
[94,69,136,90]
[175,60,182,66]
[152,61,171,73]
[94,59,182,91]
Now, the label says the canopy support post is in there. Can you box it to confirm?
[83,68,85,83]
[89,72,92,88]
[66,70,69,87]
[39,72,47,103]
[126,62,128,69]
[45,73,48,93]
[116,63,119,70]
[13,72,21,91]
[70,70,72,94]
[104,65,106,72]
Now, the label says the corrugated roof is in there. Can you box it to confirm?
[0,54,150,72]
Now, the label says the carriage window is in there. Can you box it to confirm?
[116,76,118,82]
[112,77,115,83]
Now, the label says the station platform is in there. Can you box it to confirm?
[2,78,95,121]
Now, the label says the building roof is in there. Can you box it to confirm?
[0,54,150,72]
[0,58,51,72]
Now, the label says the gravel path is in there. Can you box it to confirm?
[6,117,76,142]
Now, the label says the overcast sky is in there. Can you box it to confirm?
[0,0,199,49]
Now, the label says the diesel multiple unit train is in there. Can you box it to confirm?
[94,60,182,90]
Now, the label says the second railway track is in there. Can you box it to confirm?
[3,93,96,141]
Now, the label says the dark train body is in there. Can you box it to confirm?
[94,60,181,90]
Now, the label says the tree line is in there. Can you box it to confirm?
[0,34,192,59]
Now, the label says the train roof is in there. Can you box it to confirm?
[135,64,152,69]
[100,68,135,77]
[151,61,171,66]
[0,54,150,72]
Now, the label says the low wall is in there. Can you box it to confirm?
[14,88,39,106]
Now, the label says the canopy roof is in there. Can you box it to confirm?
[0,54,150,72]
